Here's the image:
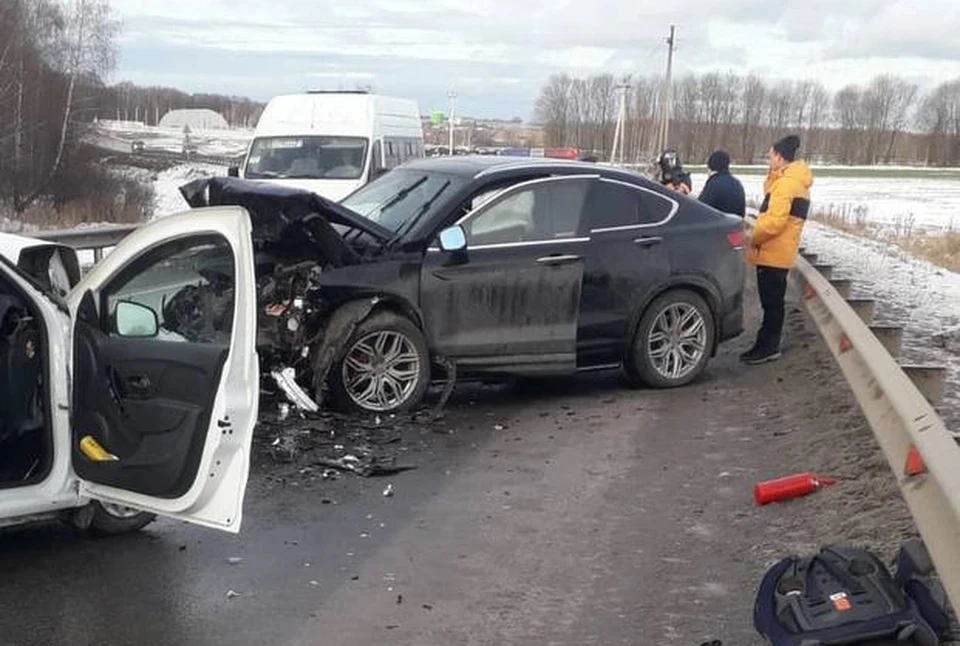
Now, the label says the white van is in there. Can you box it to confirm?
[232,91,425,202]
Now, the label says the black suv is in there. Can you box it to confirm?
[181,156,745,413]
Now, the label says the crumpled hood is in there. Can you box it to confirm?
[179,177,393,268]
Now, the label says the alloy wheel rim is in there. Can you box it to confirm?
[647,303,708,381]
[342,330,421,412]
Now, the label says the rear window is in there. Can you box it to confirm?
[585,180,676,230]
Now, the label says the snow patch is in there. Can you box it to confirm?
[801,222,960,428]
[152,163,224,220]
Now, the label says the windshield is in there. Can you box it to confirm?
[245,136,368,180]
[340,169,462,233]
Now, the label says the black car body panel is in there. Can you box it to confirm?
[180,159,744,398]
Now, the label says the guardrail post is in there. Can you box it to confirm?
[813,264,834,279]
[900,365,948,407]
[829,278,853,299]
[869,325,903,359]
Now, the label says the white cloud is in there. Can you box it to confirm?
[108,0,960,117]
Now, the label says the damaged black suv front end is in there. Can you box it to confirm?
[177,177,430,413]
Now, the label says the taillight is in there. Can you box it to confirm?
[726,229,746,248]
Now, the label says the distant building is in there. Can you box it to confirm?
[158,108,229,130]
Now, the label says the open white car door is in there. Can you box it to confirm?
[67,207,259,533]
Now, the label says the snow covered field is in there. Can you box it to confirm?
[93,120,252,158]
[689,172,960,232]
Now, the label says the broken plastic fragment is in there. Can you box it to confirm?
[271,367,319,412]
[383,484,394,497]
[226,557,244,565]
[226,590,240,599]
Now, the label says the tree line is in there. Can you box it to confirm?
[534,71,960,167]
[0,0,263,218]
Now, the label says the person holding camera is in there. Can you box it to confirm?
[658,149,692,194]
[741,134,813,365]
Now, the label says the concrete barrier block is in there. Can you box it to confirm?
[829,278,853,299]
[846,299,876,324]
[870,325,903,359]
[900,365,947,407]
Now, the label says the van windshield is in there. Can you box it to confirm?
[245,136,368,180]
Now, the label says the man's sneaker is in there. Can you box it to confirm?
[740,347,782,365]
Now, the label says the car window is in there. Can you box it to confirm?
[245,136,368,180]
[463,179,588,246]
[341,168,463,234]
[103,236,235,345]
[586,180,677,229]
[586,181,642,229]
[638,190,676,224]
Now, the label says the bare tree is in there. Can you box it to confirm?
[534,73,572,146]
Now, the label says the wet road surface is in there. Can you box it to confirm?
[0,283,915,645]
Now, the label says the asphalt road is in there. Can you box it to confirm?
[0,280,914,646]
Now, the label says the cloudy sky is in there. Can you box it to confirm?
[109,0,960,119]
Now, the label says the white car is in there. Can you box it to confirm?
[0,208,258,536]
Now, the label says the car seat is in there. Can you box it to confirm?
[0,294,43,443]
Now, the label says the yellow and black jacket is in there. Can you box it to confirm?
[747,161,813,269]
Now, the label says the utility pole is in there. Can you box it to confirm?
[610,76,631,164]
[655,25,676,158]
[447,90,457,156]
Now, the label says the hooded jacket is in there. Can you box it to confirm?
[748,161,813,269]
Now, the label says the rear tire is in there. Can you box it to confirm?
[331,312,431,414]
[88,501,156,537]
[626,289,715,389]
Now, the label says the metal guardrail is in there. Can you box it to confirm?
[32,224,139,261]
[745,212,959,608]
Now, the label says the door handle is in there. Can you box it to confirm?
[536,254,581,266]
[125,374,153,397]
[633,236,663,248]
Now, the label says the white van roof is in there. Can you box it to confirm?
[254,92,421,138]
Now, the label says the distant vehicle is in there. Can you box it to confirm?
[184,156,746,415]
[230,90,424,202]
[0,209,259,537]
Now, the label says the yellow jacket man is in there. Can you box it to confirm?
[741,135,814,365]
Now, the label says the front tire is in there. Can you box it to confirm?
[332,312,431,414]
[626,289,715,388]
[88,501,156,537]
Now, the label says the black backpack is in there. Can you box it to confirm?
[754,544,943,646]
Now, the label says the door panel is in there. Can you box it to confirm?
[72,308,229,497]
[421,243,585,371]
[420,177,591,373]
[577,179,677,366]
[69,208,258,532]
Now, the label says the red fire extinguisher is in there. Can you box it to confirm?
[754,472,837,506]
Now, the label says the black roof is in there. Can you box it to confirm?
[402,155,637,180]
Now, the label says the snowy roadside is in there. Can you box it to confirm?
[151,163,225,219]
[800,221,960,430]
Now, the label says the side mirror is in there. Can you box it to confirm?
[114,301,159,338]
[438,226,467,252]
[227,166,240,178]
